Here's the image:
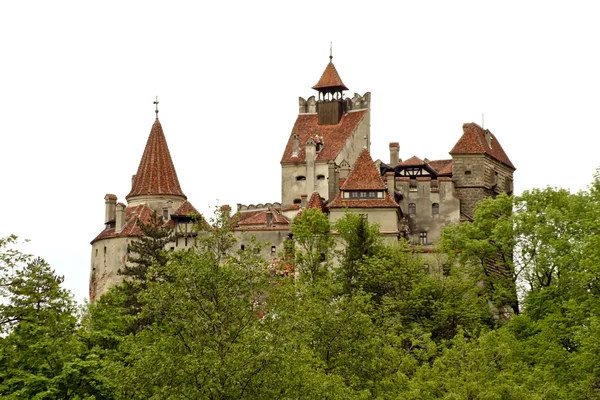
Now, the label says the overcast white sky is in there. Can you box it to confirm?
[1,1,599,302]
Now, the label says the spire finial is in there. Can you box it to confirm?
[154,96,159,120]
[329,41,333,62]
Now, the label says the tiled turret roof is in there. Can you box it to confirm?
[312,60,348,91]
[126,119,186,200]
[450,123,515,169]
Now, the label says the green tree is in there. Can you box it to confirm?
[0,237,110,399]
[291,208,334,283]
[120,210,175,285]
[334,212,382,294]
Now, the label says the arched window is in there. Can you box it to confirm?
[432,203,439,215]
[408,203,416,215]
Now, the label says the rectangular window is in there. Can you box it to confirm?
[163,209,169,219]
[419,232,427,245]
[271,246,276,254]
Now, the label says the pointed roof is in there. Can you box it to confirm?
[340,149,386,191]
[312,59,348,92]
[307,192,327,213]
[172,200,200,217]
[126,119,186,200]
[400,155,425,167]
[450,123,515,170]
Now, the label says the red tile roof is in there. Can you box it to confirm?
[340,149,386,191]
[426,159,452,174]
[172,200,200,217]
[91,204,155,243]
[312,60,348,91]
[280,110,367,163]
[236,208,289,227]
[281,204,301,212]
[438,162,453,175]
[127,119,186,200]
[450,123,515,169]
[400,155,425,166]
[307,192,327,213]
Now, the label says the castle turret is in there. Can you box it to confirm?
[312,53,348,126]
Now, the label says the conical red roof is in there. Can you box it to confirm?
[340,148,386,191]
[126,119,186,200]
[312,60,348,91]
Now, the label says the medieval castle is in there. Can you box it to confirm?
[90,55,515,301]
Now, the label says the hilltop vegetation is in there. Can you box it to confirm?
[2,176,600,399]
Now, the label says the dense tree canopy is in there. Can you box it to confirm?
[3,174,600,398]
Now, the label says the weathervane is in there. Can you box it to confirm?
[154,96,159,120]
[329,41,333,61]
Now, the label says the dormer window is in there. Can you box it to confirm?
[316,143,323,152]
[317,174,325,180]
[296,175,306,181]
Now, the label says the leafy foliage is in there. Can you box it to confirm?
[6,173,600,398]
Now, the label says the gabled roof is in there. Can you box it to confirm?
[172,200,200,217]
[307,192,327,213]
[450,123,515,169]
[280,110,367,163]
[400,156,425,167]
[127,119,186,200]
[312,60,348,92]
[340,149,386,191]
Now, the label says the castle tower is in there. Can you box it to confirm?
[281,54,371,208]
[450,123,515,220]
[90,107,191,301]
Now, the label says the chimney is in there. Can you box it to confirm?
[327,161,338,202]
[104,194,117,224]
[299,97,307,114]
[386,172,395,198]
[115,202,126,232]
[292,133,299,157]
[266,211,273,227]
[300,194,308,208]
[389,142,400,167]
